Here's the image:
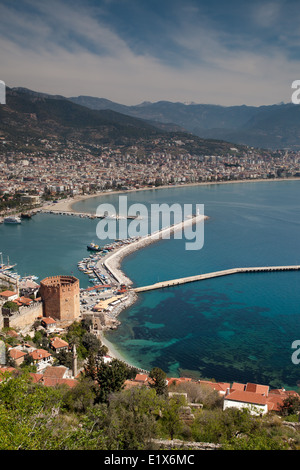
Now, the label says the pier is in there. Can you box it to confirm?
[40,209,137,219]
[133,265,300,293]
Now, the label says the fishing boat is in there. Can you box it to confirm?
[87,242,101,252]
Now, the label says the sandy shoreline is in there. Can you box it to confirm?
[39,177,300,215]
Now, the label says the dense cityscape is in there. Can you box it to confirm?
[1,137,300,210]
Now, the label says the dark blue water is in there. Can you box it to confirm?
[101,181,300,389]
[1,181,300,388]
[0,214,99,288]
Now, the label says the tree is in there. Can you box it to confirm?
[84,352,97,380]
[55,349,73,369]
[81,332,101,355]
[279,395,300,417]
[62,376,96,413]
[149,367,167,396]
[3,301,19,312]
[95,359,130,403]
[160,394,187,440]
[107,387,161,450]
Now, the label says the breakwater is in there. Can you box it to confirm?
[99,213,207,286]
[134,265,300,292]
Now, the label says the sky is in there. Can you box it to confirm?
[0,0,300,106]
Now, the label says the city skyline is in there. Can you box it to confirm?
[1,0,300,106]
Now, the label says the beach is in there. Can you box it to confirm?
[38,177,300,215]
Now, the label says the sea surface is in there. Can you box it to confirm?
[1,180,300,388]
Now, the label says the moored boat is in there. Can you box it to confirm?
[87,242,101,252]
[4,216,21,224]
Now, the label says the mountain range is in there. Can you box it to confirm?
[0,87,249,156]
[3,86,299,152]
[69,95,300,150]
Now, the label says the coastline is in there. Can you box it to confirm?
[39,177,300,215]
[39,177,300,372]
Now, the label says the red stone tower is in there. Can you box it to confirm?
[39,275,80,322]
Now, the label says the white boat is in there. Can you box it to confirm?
[4,216,21,224]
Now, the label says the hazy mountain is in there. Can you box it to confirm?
[0,87,248,156]
[70,96,300,149]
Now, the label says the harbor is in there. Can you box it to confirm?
[1,180,300,384]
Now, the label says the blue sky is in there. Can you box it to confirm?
[0,0,299,105]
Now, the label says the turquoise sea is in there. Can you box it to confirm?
[1,180,300,388]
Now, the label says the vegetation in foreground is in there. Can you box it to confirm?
[0,366,300,451]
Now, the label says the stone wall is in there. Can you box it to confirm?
[1,302,43,330]
[151,438,221,450]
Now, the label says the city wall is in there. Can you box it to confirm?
[1,302,43,330]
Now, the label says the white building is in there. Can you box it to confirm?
[223,390,268,416]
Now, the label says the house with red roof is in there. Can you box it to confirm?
[29,348,53,371]
[0,290,18,302]
[124,372,153,390]
[49,337,69,353]
[223,382,299,415]
[8,348,27,366]
[41,317,57,332]
[40,376,78,388]
[223,389,269,415]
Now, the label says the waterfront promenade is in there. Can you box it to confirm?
[134,265,300,292]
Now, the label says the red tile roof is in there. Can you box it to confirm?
[245,382,269,396]
[41,317,56,325]
[225,390,268,406]
[30,349,52,361]
[231,382,246,391]
[0,290,17,298]
[29,373,43,384]
[18,296,33,305]
[50,337,69,350]
[266,395,284,412]
[0,367,16,381]
[167,377,192,386]
[41,376,77,388]
[135,373,149,383]
[43,366,68,379]
[199,380,230,393]
[9,348,27,360]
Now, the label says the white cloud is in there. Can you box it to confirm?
[251,1,282,28]
[0,0,299,105]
